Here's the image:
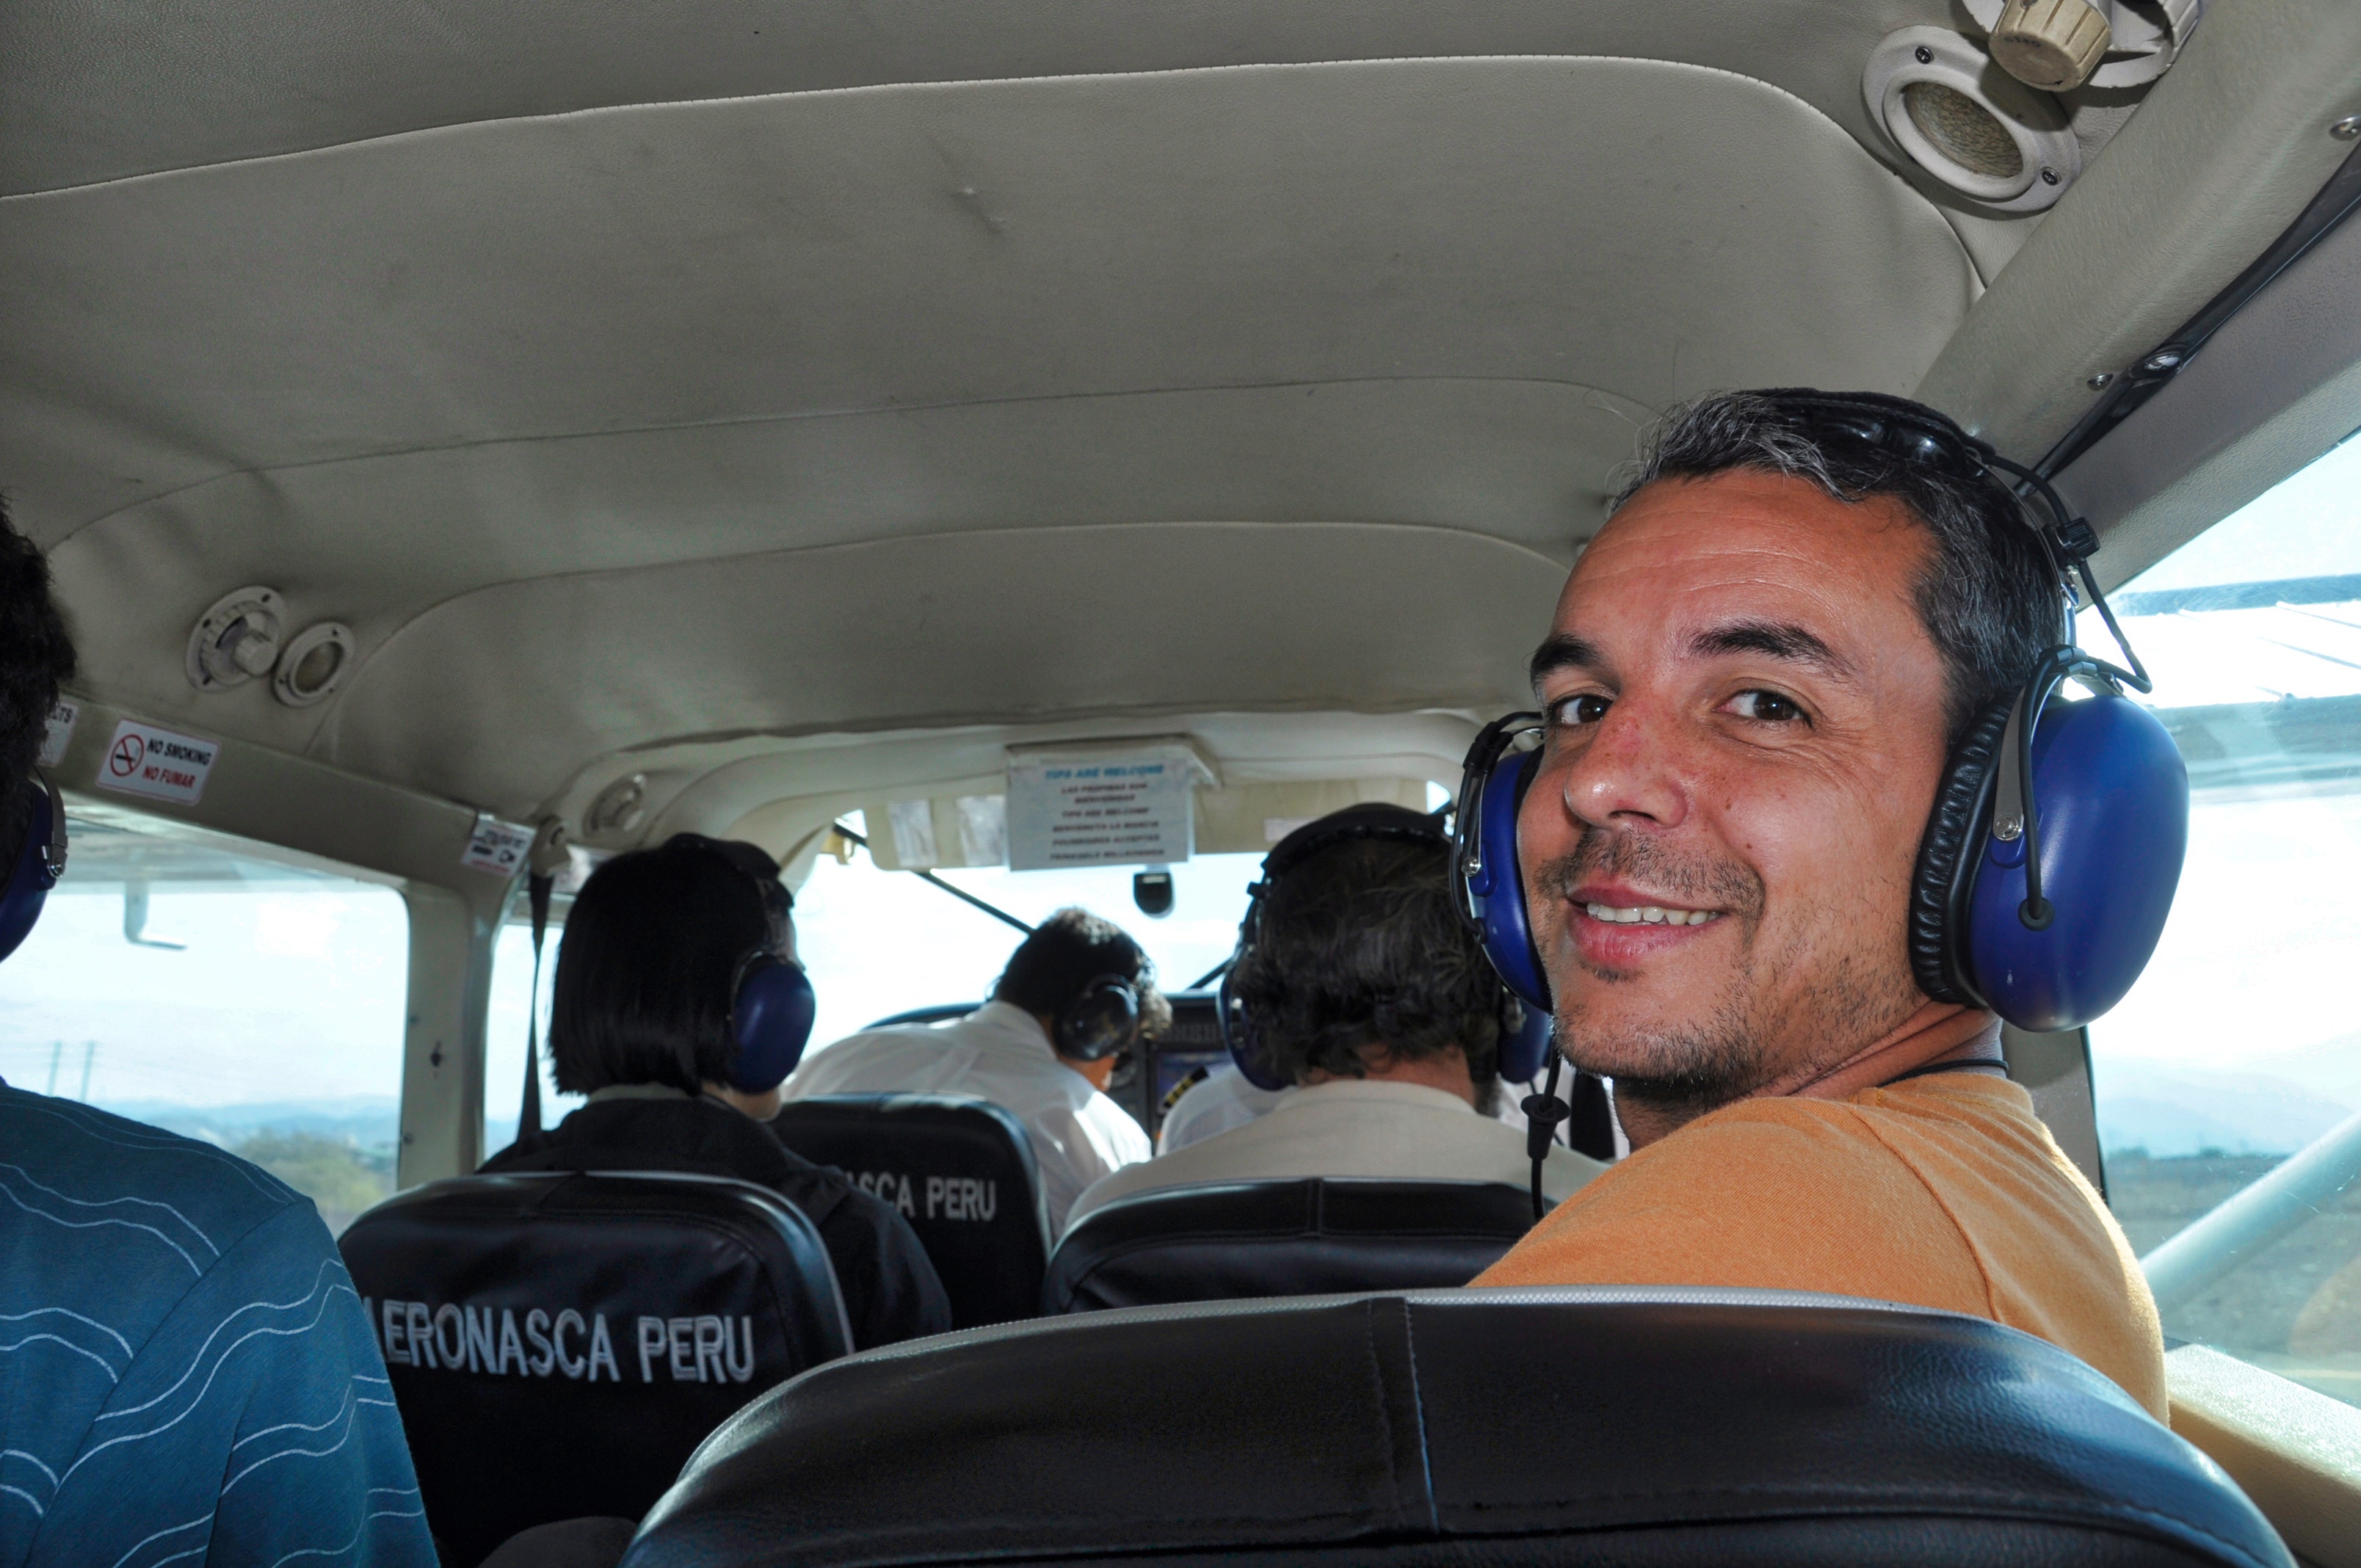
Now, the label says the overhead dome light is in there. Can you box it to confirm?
[186,585,285,692]
[1964,0,2205,90]
[272,622,355,708]
[1864,28,2081,213]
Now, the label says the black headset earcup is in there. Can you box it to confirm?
[1056,975,1141,1062]
[1907,699,2014,1005]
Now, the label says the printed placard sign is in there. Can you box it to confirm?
[95,719,219,806]
[462,813,535,876]
[1006,747,1196,871]
[36,700,78,770]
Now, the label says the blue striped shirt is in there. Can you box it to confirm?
[0,1086,438,1568]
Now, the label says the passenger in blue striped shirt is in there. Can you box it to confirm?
[0,502,438,1568]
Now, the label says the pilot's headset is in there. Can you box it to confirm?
[1053,972,1147,1062]
[0,770,68,962]
[1454,389,2189,1036]
[667,835,820,1094]
[1217,805,1551,1094]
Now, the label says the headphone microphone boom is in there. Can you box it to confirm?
[1454,391,2188,1037]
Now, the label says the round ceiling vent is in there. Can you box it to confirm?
[272,622,356,708]
[185,586,285,692]
[585,773,649,836]
[1864,28,2081,213]
[1964,0,2204,90]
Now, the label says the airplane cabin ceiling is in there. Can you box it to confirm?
[5,0,2360,834]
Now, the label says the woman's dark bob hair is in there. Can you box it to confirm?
[548,835,786,1095]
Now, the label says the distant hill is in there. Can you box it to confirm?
[2094,1054,2354,1158]
[95,1095,400,1151]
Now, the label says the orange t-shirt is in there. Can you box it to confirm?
[1473,1072,2166,1416]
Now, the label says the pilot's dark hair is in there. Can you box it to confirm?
[548,835,785,1095]
[1611,391,2059,749]
[1231,830,1503,1086]
[994,907,1172,1048]
[0,498,76,808]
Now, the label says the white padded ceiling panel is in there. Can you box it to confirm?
[317,523,1565,813]
[11,54,1979,814]
[3,0,1964,196]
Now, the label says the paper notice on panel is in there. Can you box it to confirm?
[887,798,940,870]
[1006,749,1196,871]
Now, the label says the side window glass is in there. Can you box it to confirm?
[0,808,410,1235]
[485,915,583,1155]
[2085,430,2361,1409]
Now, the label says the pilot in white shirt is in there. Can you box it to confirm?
[1156,1062,1287,1153]
[1070,805,1604,1231]
[785,908,1161,1230]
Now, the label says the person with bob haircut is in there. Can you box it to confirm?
[482,835,950,1350]
[1066,805,1603,1228]
[784,907,1167,1232]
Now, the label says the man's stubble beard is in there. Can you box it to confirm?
[1531,827,1921,1128]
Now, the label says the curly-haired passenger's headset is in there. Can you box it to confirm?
[1455,389,2190,1046]
[1216,804,1553,1094]
[0,770,69,963]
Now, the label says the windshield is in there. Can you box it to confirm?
[793,846,1268,1051]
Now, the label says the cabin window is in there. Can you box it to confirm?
[0,810,409,1235]
[2082,429,2361,1410]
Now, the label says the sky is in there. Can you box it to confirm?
[4,429,2357,1158]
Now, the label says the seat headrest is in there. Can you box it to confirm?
[1045,1178,1536,1313]
[625,1288,2288,1568]
[771,1094,1050,1327]
[340,1171,850,1566]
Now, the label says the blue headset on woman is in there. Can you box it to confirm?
[1454,391,2188,1036]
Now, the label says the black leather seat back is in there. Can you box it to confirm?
[1043,1177,1534,1313]
[339,1172,849,1567]
[624,1288,2290,1568]
[771,1093,1049,1326]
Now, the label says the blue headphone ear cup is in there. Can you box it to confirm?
[729,957,817,1092]
[1218,965,1289,1092]
[1498,995,1552,1083]
[1474,748,1551,1012]
[1909,699,2014,1006]
[0,780,61,965]
[1963,692,2187,1031]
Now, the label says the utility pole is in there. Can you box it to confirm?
[44,1041,61,1097]
[78,1042,95,1103]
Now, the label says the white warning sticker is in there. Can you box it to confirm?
[462,812,534,876]
[95,719,219,806]
[36,700,79,770]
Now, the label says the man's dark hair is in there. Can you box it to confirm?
[994,907,1172,1045]
[1610,391,2061,746]
[1231,830,1506,1086]
[0,498,76,808]
[548,837,783,1095]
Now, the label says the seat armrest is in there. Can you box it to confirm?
[2166,1344,2361,1568]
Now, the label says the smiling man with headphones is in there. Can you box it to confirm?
[783,909,1167,1232]
[1460,391,2186,1418]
